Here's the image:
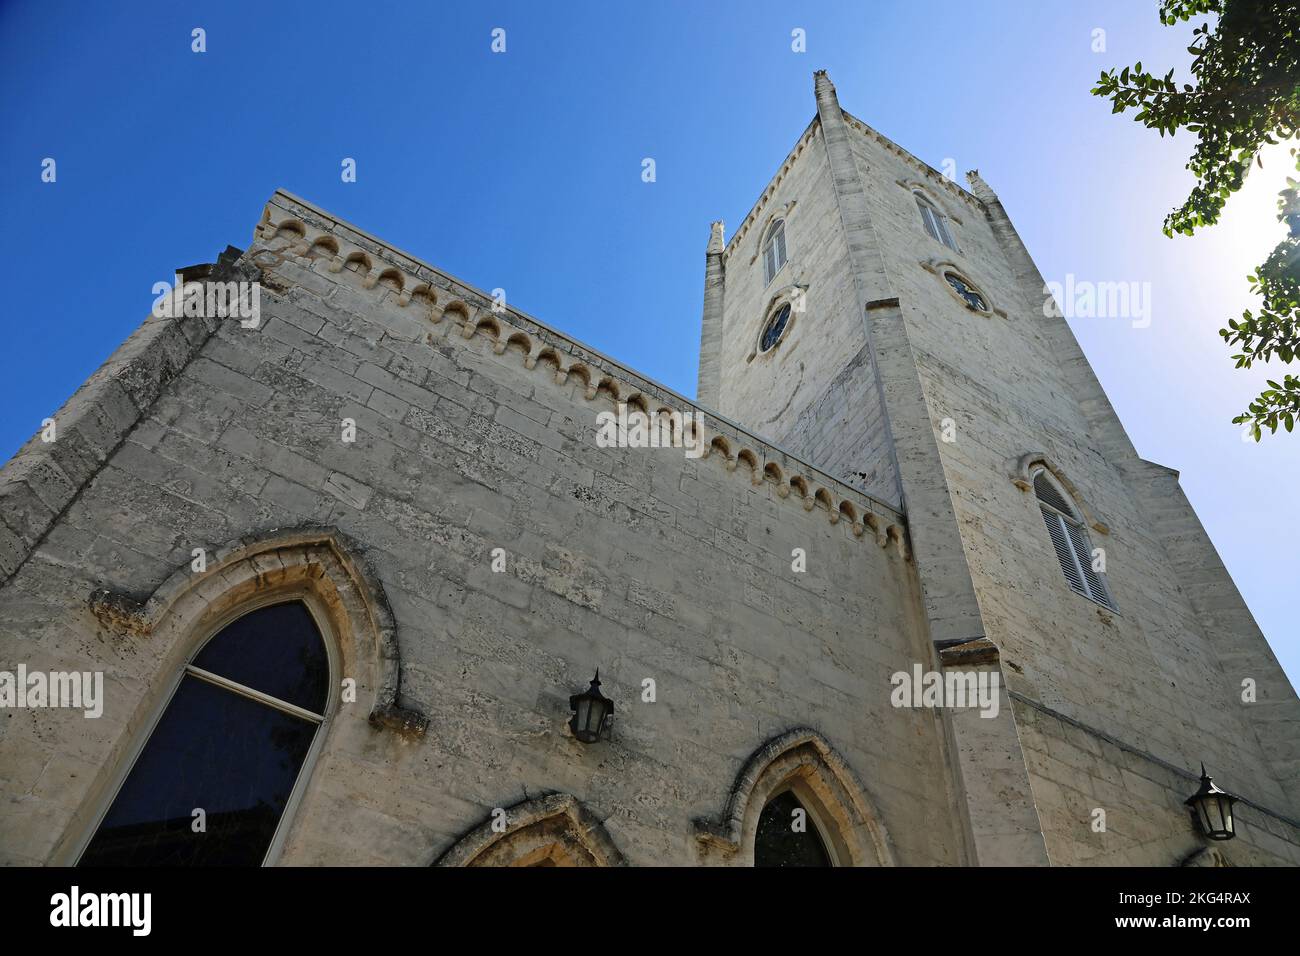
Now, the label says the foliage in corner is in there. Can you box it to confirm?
[1092,0,1300,438]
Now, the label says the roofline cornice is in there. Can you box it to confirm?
[259,191,907,534]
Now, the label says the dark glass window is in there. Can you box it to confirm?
[754,790,832,867]
[945,273,988,311]
[79,602,327,867]
[191,602,328,712]
[760,304,792,352]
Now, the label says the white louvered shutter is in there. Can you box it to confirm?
[917,197,940,243]
[1065,520,1117,610]
[1034,470,1117,611]
[935,214,957,252]
[1040,506,1085,595]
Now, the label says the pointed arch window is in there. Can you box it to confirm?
[916,193,958,251]
[1033,468,1117,611]
[754,789,832,867]
[762,219,788,284]
[78,601,331,866]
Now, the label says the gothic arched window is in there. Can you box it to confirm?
[915,193,958,251]
[754,789,832,867]
[1033,468,1117,611]
[762,219,788,284]
[78,601,331,866]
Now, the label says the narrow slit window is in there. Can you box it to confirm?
[915,193,958,252]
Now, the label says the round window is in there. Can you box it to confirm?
[944,273,988,312]
[760,303,792,352]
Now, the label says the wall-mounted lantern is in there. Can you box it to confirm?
[569,670,614,744]
[1185,764,1238,841]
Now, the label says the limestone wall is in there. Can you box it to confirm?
[0,193,965,866]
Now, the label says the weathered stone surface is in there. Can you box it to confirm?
[0,73,1294,868]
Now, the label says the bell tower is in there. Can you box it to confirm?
[698,70,1300,863]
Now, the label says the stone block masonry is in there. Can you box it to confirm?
[0,190,963,867]
[2,70,1296,867]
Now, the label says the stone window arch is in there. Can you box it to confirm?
[63,528,426,865]
[434,793,624,867]
[693,728,894,866]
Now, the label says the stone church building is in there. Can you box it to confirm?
[2,73,1297,866]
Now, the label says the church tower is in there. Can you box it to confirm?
[699,72,1300,864]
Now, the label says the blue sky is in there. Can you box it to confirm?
[2,1,1296,684]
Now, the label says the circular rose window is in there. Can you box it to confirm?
[760,303,792,352]
[944,273,988,312]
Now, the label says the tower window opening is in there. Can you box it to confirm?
[916,194,958,251]
[763,220,788,284]
[1033,468,1117,611]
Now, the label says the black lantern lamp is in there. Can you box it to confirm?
[569,670,614,743]
[1185,764,1238,841]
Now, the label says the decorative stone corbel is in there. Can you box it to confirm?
[886,524,910,560]
[88,588,149,639]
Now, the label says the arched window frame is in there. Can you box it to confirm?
[693,728,894,866]
[761,218,788,285]
[434,793,625,867]
[71,590,341,867]
[63,527,426,866]
[914,191,959,252]
[1030,465,1118,612]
